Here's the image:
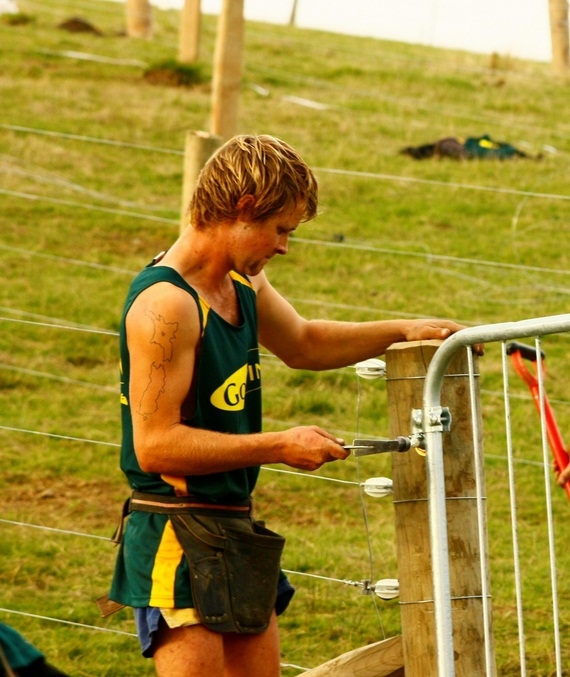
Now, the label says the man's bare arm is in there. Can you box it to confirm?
[253,271,479,370]
[127,283,348,476]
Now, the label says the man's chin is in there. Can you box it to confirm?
[238,262,267,277]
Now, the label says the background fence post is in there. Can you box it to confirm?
[549,0,569,75]
[178,0,201,64]
[210,0,244,139]
[180,131,223,233]
[125,0,153,38]
[385,340,496,676]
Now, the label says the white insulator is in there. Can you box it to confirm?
[373,578,399,600]
[354,358,386,380]
[362,477,393,498]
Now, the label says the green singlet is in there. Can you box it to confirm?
[110,264,262,608]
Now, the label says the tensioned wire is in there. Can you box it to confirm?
[0,518,366,592]
[0,404,555,471]
[4,229,570,281]
[354,375,387,636]
[1,316,560,572]
[3,202,570,297]
[0,605,308,672]
[0,609,308,673]
[2,312,567,459]
[2,129,570,205]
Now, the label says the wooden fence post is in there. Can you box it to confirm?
[178,0,201,64]
[180,131,223,233]
[549,0,569,74]
[125,0,153,38]
[210,0,244,140]
[385,340,496,677]
[289,0,300,26]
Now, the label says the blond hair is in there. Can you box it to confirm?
[188,135,318,228]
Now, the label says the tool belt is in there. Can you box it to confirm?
[118,491,286,635]
[111,491,253,544]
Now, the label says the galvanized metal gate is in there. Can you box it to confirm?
[422,314,570,676]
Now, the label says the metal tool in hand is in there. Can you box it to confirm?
[344,435,424,457]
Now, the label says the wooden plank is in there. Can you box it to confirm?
[300,635,404,677]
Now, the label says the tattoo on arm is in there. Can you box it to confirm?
[136,311,179,420]
[138,363,166,420]
[146,310,178,362]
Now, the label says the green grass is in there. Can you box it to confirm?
[1,0,570,674]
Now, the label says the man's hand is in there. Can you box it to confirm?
[277,426,350,471]
[404,319,485,356]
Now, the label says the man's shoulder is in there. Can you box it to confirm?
[127,266,197,302]
[125,269,200,330]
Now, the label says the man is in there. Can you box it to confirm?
[109,134,473,676]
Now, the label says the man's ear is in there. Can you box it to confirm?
[236,194,256,219]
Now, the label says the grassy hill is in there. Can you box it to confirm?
[1,0,570,674]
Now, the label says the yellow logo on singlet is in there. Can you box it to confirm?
[210,363,261,411]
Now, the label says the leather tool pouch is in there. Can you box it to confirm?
[170,513,285,634]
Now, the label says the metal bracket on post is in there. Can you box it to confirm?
[344,409,452,459]
[412,406,452,435]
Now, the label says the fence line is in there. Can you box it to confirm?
[0,516,363,589]
[0,425,366,484]
[2,125,569,202]
[0,188,177,224]
[0,607,138,638]
[4,224,570,282]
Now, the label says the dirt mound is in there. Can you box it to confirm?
[58,16,103,35]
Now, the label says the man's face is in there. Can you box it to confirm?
[232,202,305,277]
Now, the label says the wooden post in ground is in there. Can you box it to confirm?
[211,0,244,140]
[385,340,496,676]
[289,0,300,26]
[125,0,153,38]
[178,0,201,64]
[180,131,223,233]
[549,0,569,74]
